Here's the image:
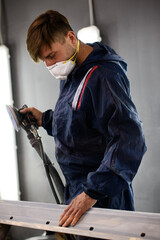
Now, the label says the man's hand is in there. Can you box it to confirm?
[59,192,97,227]
[20,107,43,126]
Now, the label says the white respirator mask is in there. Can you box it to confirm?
[47,40,80,80]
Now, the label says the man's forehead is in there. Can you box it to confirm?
[40,41,64,58]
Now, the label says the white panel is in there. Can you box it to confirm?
[0,45,20,200]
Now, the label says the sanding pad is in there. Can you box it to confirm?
[6,105,21,132]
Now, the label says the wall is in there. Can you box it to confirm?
[3,0,160,238]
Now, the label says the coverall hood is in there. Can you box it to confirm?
[80,42,127,73]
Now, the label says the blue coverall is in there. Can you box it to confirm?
[42,42,146,213]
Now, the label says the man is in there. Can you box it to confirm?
[21,10,146,229]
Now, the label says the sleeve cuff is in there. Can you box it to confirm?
[42,109,53,136]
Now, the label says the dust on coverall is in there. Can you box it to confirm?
[42,42,147,211]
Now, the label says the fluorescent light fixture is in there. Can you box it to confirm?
[77,25,102,44]
[0,45,20,200]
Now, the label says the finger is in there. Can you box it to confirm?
[58,215,67,226]
[59,205,80,227]
[62,213,81,227]
[59,204,73,221]
[62,215,74,227]
[71,211,82,226]
[58,214,72,227]
[59,208,75,226]
[71,207,86,226]
[20,107,32,113]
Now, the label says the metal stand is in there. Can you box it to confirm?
[0,224,10,240]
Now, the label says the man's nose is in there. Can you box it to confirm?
[45,60,54,67]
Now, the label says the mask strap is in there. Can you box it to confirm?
[63,40,80,65]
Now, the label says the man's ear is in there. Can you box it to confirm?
[66,31,77,46]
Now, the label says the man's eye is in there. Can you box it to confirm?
[49,53,56,59]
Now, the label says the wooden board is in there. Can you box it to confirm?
[0,200,160,240]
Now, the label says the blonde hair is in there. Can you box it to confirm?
[26,10,73,62]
